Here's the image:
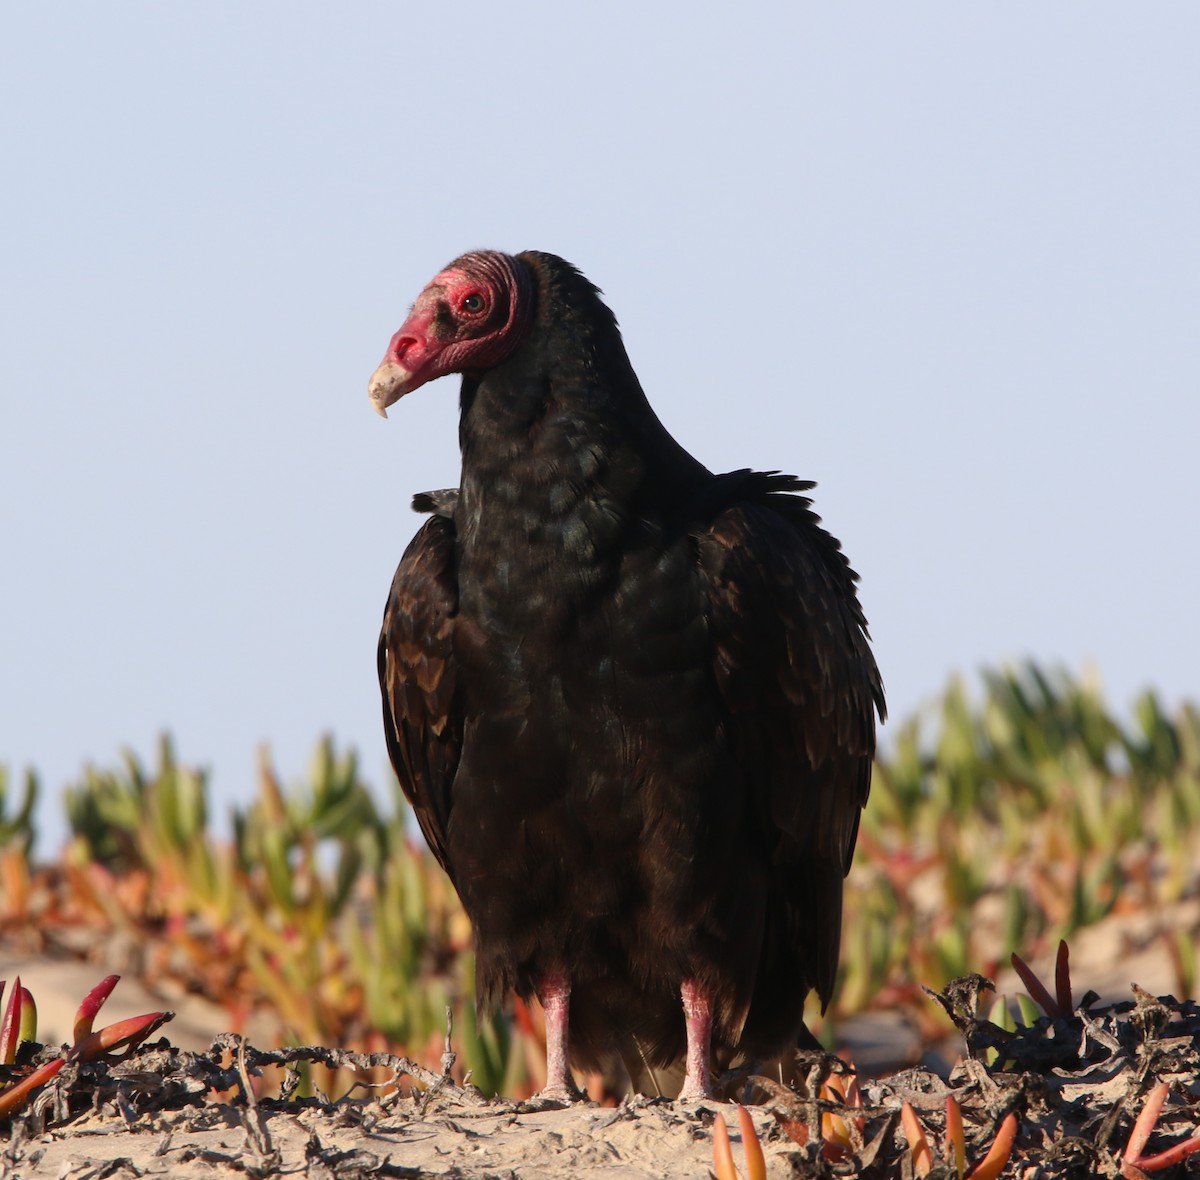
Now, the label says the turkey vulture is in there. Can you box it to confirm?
[369,250,884,1100]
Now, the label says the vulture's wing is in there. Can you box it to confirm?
[698,480,884,1006]
[378,504,461,879]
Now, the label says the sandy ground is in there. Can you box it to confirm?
[7,1093,799,1180]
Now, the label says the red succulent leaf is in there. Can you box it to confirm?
[946,1094,966,1177]
[967,1112,1017,1180]
[0,976,23,1065]
[0,1056,66,1119]
[1124,1083,1170,1164]
[901,1101,933,1177]
[1010,951,1061,1018]
[1135,1133,1200,1172]
[1120,1081,1200,1173]
[736,1105,766,1180]
[712,1109,740,1180]
[775,1113,808,1148]
[73,975,121,1044]
[72,1010,172,1062]
[1054,939,1073,1015]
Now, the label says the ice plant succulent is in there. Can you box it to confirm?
[0,977,65,1119]
[1010,939,1074,1019]
[901,1096,1017,1180]
[711,1106,767,1180]
[1121,1082,1200,1178]
[69,974,173,1062]
[0,974,172,1121]
[772,1062,864,1163]
[1,977,35,1063]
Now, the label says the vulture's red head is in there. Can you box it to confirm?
[369,250,535,417]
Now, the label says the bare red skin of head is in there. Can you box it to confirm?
[379,252,532,396]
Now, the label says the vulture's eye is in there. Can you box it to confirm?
[461,293,486,314]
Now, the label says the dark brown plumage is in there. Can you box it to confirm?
[370,250,884,1098]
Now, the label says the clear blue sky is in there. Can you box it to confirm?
[3,4,1197,850]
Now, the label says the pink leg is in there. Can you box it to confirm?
[678,978,714,1100]
[536,974,579,1101]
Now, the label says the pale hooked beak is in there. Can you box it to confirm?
[368,361,414,419]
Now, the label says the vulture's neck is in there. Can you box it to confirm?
[452,309,706,626]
